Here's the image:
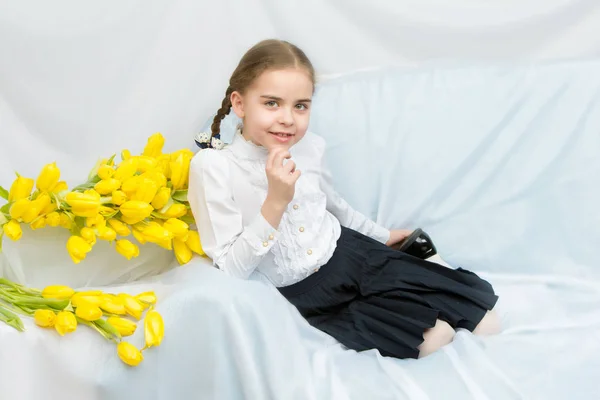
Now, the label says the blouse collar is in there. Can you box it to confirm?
[228,125,269,161]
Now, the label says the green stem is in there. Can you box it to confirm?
[0,304,25,331]
[76,317,118,344]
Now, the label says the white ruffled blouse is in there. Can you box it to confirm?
[188,129,390,287]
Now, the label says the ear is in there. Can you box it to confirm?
[230,91,245,119]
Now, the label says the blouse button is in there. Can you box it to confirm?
[307,249,313,255]
[313,267,320,272]
[293,204,299,210]
[299,227,305,232]
[268,234,274,240]
[262,241,269,247]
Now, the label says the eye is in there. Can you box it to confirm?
[265,101,278,108]
[295,103,309,111]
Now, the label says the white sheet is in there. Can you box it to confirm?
[2,60,600,399]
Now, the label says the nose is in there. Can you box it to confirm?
[278,106,294,126]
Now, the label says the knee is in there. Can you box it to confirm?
[418,319,455,358]
[473,310,501,336]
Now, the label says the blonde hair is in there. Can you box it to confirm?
[210,39,315,141]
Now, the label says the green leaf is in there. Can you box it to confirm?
[0,304,25,332]
[0,186,8,201]
[171,190,188,203]
[107,154,116,166]
[150,211,169,220]
[180,215,196,225]
[0,202,12,214]
[95,317,122,340]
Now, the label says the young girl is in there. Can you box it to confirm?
[188,39,500,359]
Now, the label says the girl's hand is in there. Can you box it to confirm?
[264,148,301,208]
[386,229,413,247]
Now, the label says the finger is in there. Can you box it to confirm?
[266,148,282,170]
[289,168,301,183]
[273,150,291,170]
[283,160,296,174]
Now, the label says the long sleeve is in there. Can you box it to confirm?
[314,135,391,244]
[187,150,280,280]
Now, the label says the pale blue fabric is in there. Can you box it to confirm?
[2,60,599,399]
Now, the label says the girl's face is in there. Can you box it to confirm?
[231,68,313,152]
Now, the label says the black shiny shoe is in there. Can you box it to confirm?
[392,228,437,259]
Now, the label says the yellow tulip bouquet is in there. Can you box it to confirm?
[0,279,163,366]
[0,132,203,366]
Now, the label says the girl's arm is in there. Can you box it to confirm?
[188,150,280,279]
[315,135,391,244]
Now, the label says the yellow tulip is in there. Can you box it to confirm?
[84,189,101,199]
[117,341,144,367]
[120,201,153,224]
[144,310,164,348]
[157,154,171,177]
[132,178,158,203]
[30,217,46,230]
[169,153,191,190]
[71,293,102,307]
[120,176,141,197]
[115,239,140,260]
[132,156,157,173]
[159,203,187,219]
[141,170,167,188]
[113,158,138,181]
[151,187,171,209]
[3,220,22,241]
[50,180,68,193]
[75,303,103,321]
[99,206,117,216]
[55,311,77,336]
[59,213,73,229]
[134,221,173,245]
[20,201,42,223]
[94,178,121,195]
[96,226,117,242]
[65,192,101,218]
[8,175,34,202]
[86,214,105,228]
[107,316,137,337]
[135,291,157,306]
[142,132,165,158]
[34,309,56,328]
[45,211,61,227]
[109,190,127,206]
[131,226,148,243]
[66,235,93,264]
[185,230,205,256]
[42,201,57,215]
[9,198,31,220]
[163,218,189,240]
[97,164,114,180]
[118,294,144,320]
[42,285,75,300]
[170,149,194,160]
[107,219,131,236]
[100,295,126,315]
[36,162,61,192]
[80,227,96,245]
[173,238,193,264]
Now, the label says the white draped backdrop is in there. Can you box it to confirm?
[1,0,600,186]
[1,2,600,400]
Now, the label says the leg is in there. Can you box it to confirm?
[418,319,455,358]
[473,310,501,336]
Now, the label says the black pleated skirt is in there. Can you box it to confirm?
[278,227,499,359]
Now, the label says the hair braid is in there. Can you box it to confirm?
[210,86,233,139]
